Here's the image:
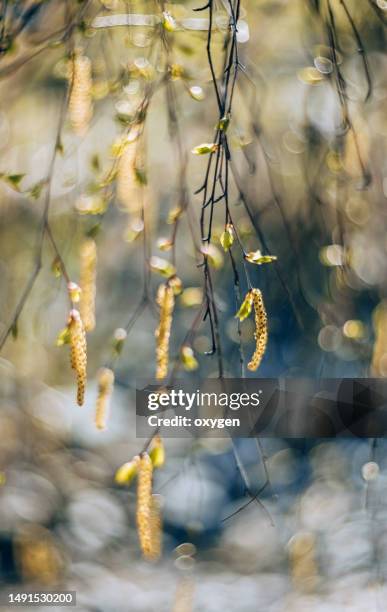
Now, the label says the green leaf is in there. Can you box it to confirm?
[192,143,218,155]
[201,244,224,269]
[235,293,253,322]
[115,459,138,485]
[162,11,177,32]
[220,224,234,251]
[181,346,199,371]
[149,256,176,278]
[245,250,278,265]
[56,326,71,347]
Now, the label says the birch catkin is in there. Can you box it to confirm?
[68,309,87,406]
[117,142,140,214]
[95,367,114,430]
[148,494,162,561]
[371,301,387,376]
[136,453,153,559]
[155,283,175,380]
[247,289,268,372]
[79,238,97,332]
[69,51,93,136]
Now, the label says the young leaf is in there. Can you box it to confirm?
[245,250,277,265]
[201,244,224,269]
[149,256,176,278]
[157,237,173,252]
[169,275,183,296]
[149,435,165,468]
[220,224,234,251]
[56,326,71,347]
[192,143,218,155]
[162,11,177,32]
[189,85,204,101]
[235,292,253,322]
[181,345,199,371]
[115,458,139,485]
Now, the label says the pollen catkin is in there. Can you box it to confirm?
[68,309,87,406]
[117,142,141,214]
[148,494,162,561]
[136,453,153,559]
[79,238,97,332]
[371,301,387,376]
[247,289,268,372]
[95,367,114,430]
[69,51,93,136]
[155,283,175,380]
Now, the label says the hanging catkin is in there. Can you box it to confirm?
[117,142,141,214]
[79,238,97,332]
[95,367,114,430]
[247,289,268,371]
[68,309,87,406]
[371,301,387,376]
[68,50,93,136]
[148,494,162,561]
[155,283,175,380]
[136,453,153,559]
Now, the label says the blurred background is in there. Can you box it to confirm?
[0,0,387,609]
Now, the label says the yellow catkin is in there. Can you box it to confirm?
[117,142,141,214]
[68,309,87,406]
[95,367,114,430]
[136,453,153,559]
[247,289,268,372]
[79,238,97,332]
[155,283,175,380]
[69,51,93,136]
[371,301,387,376]
[148,494,162,561]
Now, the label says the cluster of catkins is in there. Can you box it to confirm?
[115,436,165,561]
[65,239,116,429]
